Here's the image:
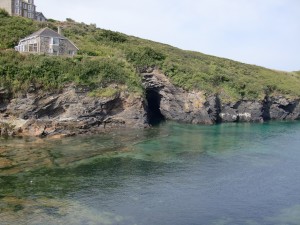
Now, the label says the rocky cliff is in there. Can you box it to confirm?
[0,85,147,137]
[1,69,299,137]
[142,68,300,125]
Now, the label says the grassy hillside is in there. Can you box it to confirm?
[1,9,300,101]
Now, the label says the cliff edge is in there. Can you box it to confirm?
[1,68,299,137]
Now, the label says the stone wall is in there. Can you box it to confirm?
[58,39,77,55]
[40,36,51,54]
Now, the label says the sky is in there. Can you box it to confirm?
[37,0,300,71]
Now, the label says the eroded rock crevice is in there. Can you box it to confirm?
[141,68,213,125]
[141,69,300,125]
[146,89,165,125]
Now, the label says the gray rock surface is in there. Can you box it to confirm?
[0,85,147,137]
[141,69,213,125]
[1,69,299,137]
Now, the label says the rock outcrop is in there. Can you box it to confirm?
[0,85,147,137]
[219,97,300,123]
[141,68,300,125]
[1,69,299,137]
[141,69,213,124]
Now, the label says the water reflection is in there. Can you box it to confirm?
[0,196,130,225]
[1,121,300,225]
[0,127,168,175]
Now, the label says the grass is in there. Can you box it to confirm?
[1,9,300,101]
[88,87,119,98]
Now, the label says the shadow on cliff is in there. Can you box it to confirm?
[146,89,165,126]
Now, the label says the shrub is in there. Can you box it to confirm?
[0,15,38,49]
[126,47,166,68]
[66,18,75,23]
[46,18,57,23]
[0,8,9,17]
[94,30,127,43]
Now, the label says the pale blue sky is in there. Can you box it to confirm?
[37,0,300,71]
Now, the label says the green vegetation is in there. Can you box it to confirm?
[0,8,9,17]
[1,14,300,101]
[88,87,119,98]
[0,9,40,49]
[0,50,141,94]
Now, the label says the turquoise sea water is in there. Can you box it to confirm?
[1,121,300,225]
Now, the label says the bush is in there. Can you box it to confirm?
[126,47,166,68]
[66,18,75,23]
[94,30,127,43]
[46,18,57,23]
[0,50,143,95]
[0,15,38,49]
[0,8,9,17]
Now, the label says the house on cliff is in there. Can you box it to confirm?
[0,0,46,21]
[15,27,79,56]
[35,11,46,21]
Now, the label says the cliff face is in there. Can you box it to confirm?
[1,69,300,137]
[142,69,213,125]
[0,86,147,137]
[141,69,300,125]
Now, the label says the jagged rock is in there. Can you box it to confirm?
[205,95,221,122]
[142,70,213,124]
[1,70,300,138]
[0,85,147,137]
[268,97,300,120]
[235,101,264,122]
[220,105,238,122]
[288,101,300,120]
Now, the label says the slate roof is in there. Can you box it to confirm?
[36,12,45,16]
[26,28,65,39]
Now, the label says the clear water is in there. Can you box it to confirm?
[1,121,300,225]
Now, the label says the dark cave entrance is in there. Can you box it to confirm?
[146,89,165,126]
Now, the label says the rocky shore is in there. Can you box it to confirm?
[1,69,299,137]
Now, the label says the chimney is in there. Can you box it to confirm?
[58,26,63,35]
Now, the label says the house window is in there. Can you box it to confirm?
[68,50,75,55]
[29,43,38,52]
[23,3,27,9]
[52,38,60,45]
[53,49,58,55]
